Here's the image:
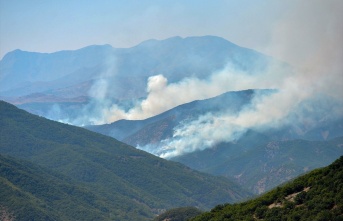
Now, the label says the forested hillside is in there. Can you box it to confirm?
[0,101,250,220]
[0,154,116,220]
[191,156,343,221]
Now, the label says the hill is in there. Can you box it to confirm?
[0,101,251,220]
[191,155,343,220]
[0,154,119,220]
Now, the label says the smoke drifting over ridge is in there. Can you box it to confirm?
[99,65,285,123]
[135,0,343,158]
[76,60,289,125]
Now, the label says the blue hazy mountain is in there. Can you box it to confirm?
[0,45,113,94]
[1,36,271,97]
[0,36,276,124]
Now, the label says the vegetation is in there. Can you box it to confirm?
[0,154,114,220]
[191,155,343,221]
[0,205,15,221]
[153,207,202,221]
[0,101,251,220]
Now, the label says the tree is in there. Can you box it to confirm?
[0,206,15,221]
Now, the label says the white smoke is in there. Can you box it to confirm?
[131,73,301,158]
[61,54,119,126]
[93,60,289,124]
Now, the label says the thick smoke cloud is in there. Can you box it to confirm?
[103,65,278,123]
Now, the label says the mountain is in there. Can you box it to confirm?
[0,45,112,95]
[191,155,343,221]
[0,101,251,220]
[0,36,277,125]
[86,89,272,144]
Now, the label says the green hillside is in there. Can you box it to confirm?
[0,154,117,220]
[191,156,343,221]
[0,101,250,220]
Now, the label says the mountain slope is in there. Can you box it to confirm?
[174,134,343,194]
[0,101,251,220]
[0,154,119,221]
[191,155,343,221]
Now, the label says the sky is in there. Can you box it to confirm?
[0,0,289,60]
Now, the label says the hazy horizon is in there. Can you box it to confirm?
[2,0,341,67]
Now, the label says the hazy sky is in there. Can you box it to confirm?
[1,0,341,65]
[0,0,287,59]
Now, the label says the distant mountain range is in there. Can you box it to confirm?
[0,101,251,220]
[0,36,271,97]
[0,36,277,125]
